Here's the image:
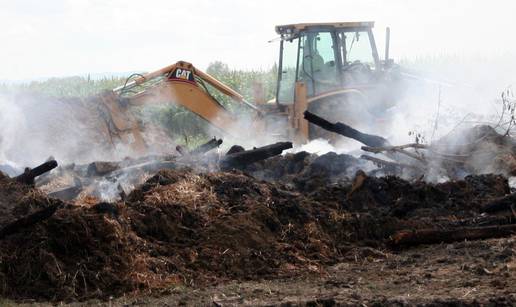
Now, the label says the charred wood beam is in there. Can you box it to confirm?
[360,155,423,171]
[390,224,516,247]
[226,145,245,155]
[0,202,62,240]
[189,138,223,155]
[481,193,516,214]
[363,143,428,152]
[48,185,83,201]
[304,111,389,147]
[361,144,427,163]
[15,160,58,185]
[220,142,293,170]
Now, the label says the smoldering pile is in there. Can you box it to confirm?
[0,163,515,301]
[1,107,516,301]
[0,119,515,301]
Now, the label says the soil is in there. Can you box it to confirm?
[0,165,515,305]
[61,237,516,306]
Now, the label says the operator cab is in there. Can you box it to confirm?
[275,22,382,104]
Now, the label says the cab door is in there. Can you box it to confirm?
[276,37,300,104]
[298,31,341,97]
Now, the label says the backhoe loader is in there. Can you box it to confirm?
[94,21,401,153]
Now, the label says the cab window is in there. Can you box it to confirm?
[342,31,375,68]
[277,38,299,104]
[299,31,339,96]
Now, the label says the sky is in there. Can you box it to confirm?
[1,0,516,80]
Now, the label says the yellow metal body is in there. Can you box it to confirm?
[292,82,309,144]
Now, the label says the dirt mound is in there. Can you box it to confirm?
[0,167,512,301]
[125,169,331,280]
[0,171,171,300]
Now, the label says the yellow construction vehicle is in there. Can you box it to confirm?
[95,21,400,152]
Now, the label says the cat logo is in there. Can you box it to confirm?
[169,68,196,84]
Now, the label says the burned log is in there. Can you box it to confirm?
[226,145,245,155]
[189,137,223,155]
[15,160,58,185]
[304,111,389,147]
[220,142,293,170]
[0,202,62,240]
[360,155,423,172]
[362,144,427,163]
[48,185,83,201]
[390,224,516,247]
[480,193,516,213]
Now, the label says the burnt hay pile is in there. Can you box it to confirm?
[0,166,513,301]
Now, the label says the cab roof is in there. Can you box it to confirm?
[275,21,374,35]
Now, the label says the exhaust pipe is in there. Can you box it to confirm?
[385,27,391,64]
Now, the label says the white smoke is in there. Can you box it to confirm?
[0,94,27,171]
[0,92,151,173]
[386,55,516,145]
[291,138,336,155]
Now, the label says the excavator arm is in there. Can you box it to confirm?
[96,61,262,153]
